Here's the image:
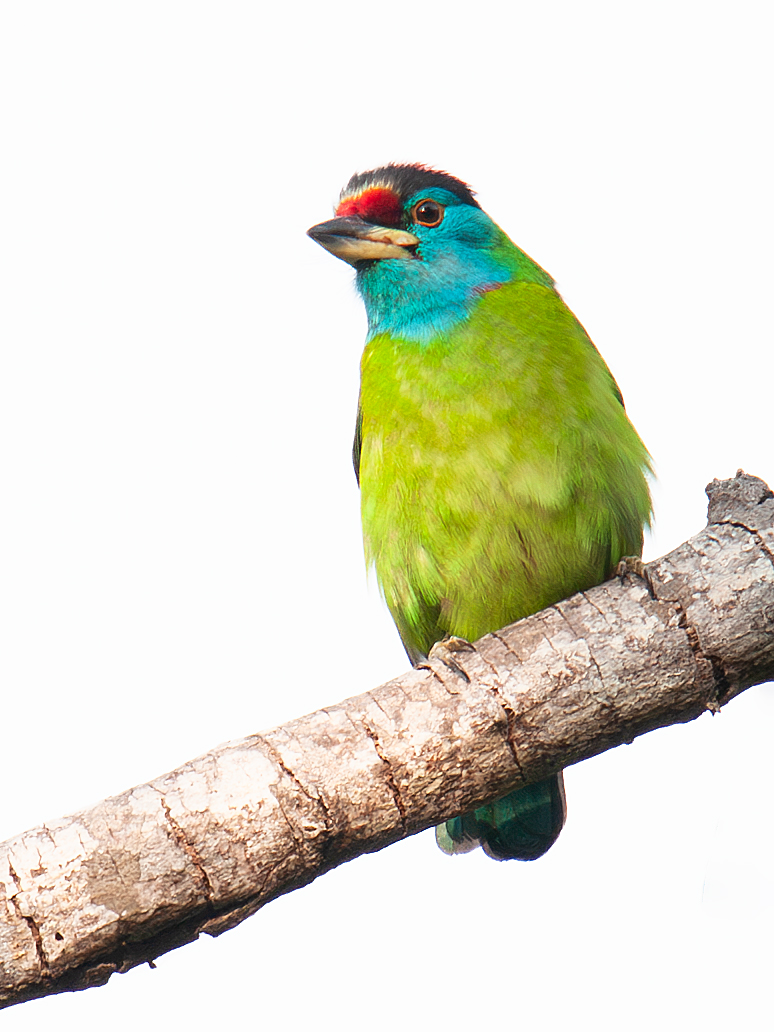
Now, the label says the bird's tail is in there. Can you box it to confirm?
[436,772,566,861]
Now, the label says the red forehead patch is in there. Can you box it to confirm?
[336,187,403,227]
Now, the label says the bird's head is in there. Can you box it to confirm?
[308,164,548,343]
[307,164,485,266]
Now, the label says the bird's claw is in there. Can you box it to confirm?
[420,636,475,682]
[616,556,654,596]
[433,635,475,655]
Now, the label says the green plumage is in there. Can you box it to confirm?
[359,283,649,655]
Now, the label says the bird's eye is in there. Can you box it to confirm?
[412,200,444,227]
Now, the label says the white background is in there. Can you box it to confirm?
[1,2,772,1028]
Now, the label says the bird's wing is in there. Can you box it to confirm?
[352,404,363,486]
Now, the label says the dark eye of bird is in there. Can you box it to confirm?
[412,200,444,227]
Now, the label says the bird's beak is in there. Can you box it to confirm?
[307,216,419,265]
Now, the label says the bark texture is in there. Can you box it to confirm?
[2,472,773,1009]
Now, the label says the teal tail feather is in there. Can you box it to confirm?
[436,773,566,861]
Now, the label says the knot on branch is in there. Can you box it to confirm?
[706,470,774,528]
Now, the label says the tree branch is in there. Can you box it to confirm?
[2,471,773,1010]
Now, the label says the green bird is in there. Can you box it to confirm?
[308,164,651,860]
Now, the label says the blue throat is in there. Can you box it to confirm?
[357,254,512,345]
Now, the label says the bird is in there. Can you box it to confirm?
[307,163,651,860]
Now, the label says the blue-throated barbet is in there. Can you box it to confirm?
[308,164,651,860]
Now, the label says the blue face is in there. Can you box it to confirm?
[356,188,516,345]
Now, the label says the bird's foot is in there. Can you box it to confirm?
[616,555,655,596]
[420,636,475,683]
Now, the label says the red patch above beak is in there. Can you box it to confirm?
[336,187,403,227]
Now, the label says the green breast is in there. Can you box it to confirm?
[358,281,651,656]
